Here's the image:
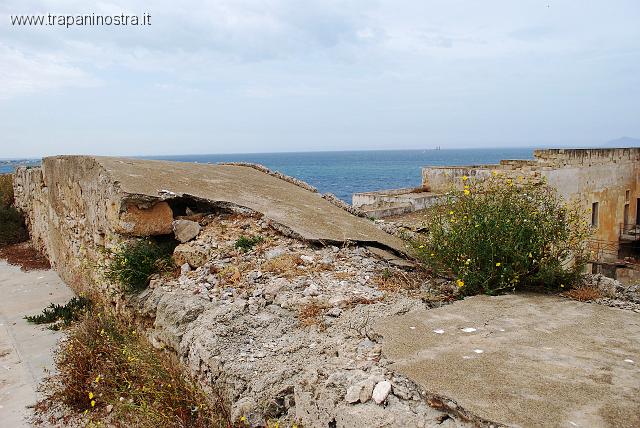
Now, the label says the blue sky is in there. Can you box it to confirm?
[1,0,639,157]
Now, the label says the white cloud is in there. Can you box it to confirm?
[0,45,99,99]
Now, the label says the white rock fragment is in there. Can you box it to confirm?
[300,255,314,264]
[180,263,191,274]
[345,385,361,403]
[372,380,392,404]
[624,359,634,363]
[473,349,484,354]
[433,329,445,334]
[265,247,286,260]
[461,327,477,333]
[409,326,416,330]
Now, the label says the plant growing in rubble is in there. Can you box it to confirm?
[234,235,264,252]
[104,239,175,292]
[414,174,591,295]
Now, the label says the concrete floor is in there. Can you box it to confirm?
[0,261,75,427]
[375,294,640,428]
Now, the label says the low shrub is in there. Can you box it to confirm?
[0,174,14,208]
[104,239,175,292]
[414,174,591,296]
[38,311,228,427]
[25,296,91,330]
[0,174,28,246]
[234,235,264,252]
[0,205,29,246]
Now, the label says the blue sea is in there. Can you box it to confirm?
[2,148,534,202]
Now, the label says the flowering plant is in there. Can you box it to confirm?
[415,174,591,295]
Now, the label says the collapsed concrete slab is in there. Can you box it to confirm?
[94,156,406,250]
[375,294,640,428]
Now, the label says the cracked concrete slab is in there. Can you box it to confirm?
[43,156,408,255]
[374,294,640,428]
[0,261,75,427]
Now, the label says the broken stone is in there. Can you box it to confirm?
[345,385,361,403]
[359,379,376,403]
[265,247,286,260]
[300,255,314,264]
[303,284,320,297]
[180,263,191,274]
[265,278,289,301]
[173,219,202,243]
[372,380,392,404]
[173,243,209,267]
[326,307,342,317]
[117,202,174,236]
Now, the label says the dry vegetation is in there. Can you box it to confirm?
[261,254,303,278]
[34,309,231,428]
[0,241,50,270]
[374,268,423,292]
[297,302,329,328]
[563,285,603,302]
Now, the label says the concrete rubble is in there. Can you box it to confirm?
[134,212,468,427]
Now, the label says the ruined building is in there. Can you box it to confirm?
[353,148,640,282]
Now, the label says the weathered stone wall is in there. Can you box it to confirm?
[13,157,174,290]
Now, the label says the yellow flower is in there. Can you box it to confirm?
[560,284,565,288]
[95,375,101,383]
[465,259,471,265]
[463,189,470,195]
[449,210,454,215]
[418,244,425,249]
[240,416,247,422]
[89,392,94,399]
[495,262,501,267]
[91,400,96,407]
[430,253,435,256]
[491,170,498,176]
[456,279,465,287]
[462,175,468,181]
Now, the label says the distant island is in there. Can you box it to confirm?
[604,136,640,147]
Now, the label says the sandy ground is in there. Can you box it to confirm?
[0,260,75,427]
[375,293,640,428]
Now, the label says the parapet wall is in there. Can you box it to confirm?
[533,148,640,166]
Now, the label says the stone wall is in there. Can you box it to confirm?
[13,157,174,290]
